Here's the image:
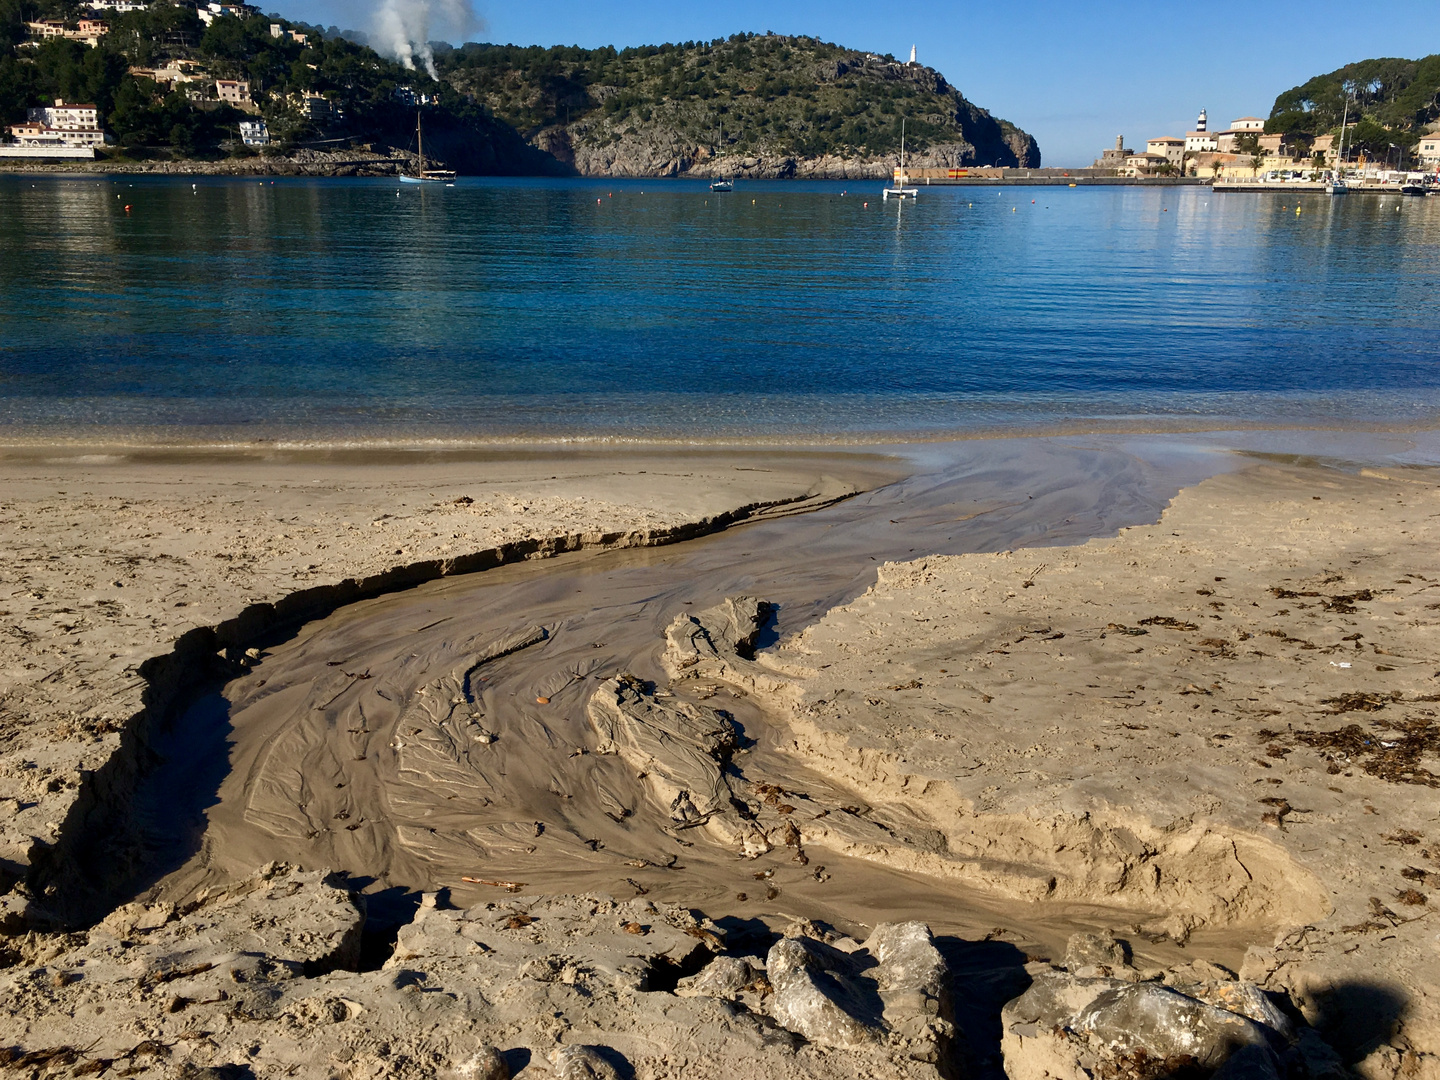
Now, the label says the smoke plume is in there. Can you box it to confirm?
[369,0,481,79]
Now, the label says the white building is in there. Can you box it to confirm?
[88,1,148,11]
[1185,109,1218,153]
[238,119,269,146]
[4,98,108,155]
[197,3,258,25]
[1216,117,1267,153]
[1416,134,1440,167]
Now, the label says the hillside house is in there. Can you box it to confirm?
[238,119,269,146]
[216,80,251,104]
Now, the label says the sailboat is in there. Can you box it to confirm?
[1328,93,1350,195]
[400,110,456,184]
[883,117,919,200]
[710,121,733,192]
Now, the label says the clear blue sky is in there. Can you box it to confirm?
[282,1,1440,166]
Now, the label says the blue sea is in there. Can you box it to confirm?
[1,175,1438,443]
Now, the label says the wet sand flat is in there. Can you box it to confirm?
[0,445,893,899]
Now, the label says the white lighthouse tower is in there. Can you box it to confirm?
[1196,108,1208,132]
[909,44,917,65]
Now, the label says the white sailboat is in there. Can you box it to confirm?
[710,121,733,191]
[400,110,456,184]
[1328,91,1350,195]
[883,117,918,200]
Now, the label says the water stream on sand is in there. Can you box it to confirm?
[131,431,1439,974]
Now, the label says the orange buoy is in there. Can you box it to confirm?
[536,696,550,705]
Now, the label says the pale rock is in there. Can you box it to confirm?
[1064,930,1130,972]
[1072,983,1273,1067]
[865,921,958,1065]
[766,936,881,1048]
[454,1044,509,1080]
[675,955,758,999]
[550,1044,624,1080]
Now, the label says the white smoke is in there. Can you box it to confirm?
[369,0,481,79]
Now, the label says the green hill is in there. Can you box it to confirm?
[0,4,1039,175]
[1268,54,1440,158]
[439,34,1040,177]
[0,0,548,172]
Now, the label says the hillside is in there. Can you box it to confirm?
[1,5,1039,177]
[1268,53,1440,157]
[0,0,551,173]
[438,34,1041,178]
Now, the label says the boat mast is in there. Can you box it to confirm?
[1336,89,1349,178]
[417,110,425,177]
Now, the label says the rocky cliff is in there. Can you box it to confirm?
[442,34,1040,179]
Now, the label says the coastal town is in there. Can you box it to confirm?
[1095,108,1440,185]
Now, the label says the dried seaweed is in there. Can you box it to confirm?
[1138,617,1199,631]
[1291,717,1440,787]
[1322,692,1401,714]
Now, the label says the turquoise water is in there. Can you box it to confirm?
[1,175,1438,442]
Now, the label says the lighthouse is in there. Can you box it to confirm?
[909,45,917,64]
[1196,108,1208,132]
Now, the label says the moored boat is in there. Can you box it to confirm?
[400,111,456,184]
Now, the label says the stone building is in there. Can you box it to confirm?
[1094,135,1132,170]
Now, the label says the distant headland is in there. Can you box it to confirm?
[0,2,1039,177]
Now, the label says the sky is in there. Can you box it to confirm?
[283,1,1440,167]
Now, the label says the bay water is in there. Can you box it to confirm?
[1,175,1437,442]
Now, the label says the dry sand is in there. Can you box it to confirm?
[751,461,1440,1075]
[1,442,1438,1079]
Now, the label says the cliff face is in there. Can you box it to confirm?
[442,34,1040,178]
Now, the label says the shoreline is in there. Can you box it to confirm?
[1,416,1439,455]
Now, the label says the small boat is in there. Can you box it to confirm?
[710,122,734,191]
[883,118,919,200]
[1401,182,1431,196]
[400,111,456,184]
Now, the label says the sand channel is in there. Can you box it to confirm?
[116,431,1410,975]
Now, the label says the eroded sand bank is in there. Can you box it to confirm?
[2,437,1439,1079]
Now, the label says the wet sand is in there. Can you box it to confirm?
[0,445,892,903]
[135,436,1247,965]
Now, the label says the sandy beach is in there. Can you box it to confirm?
[1,437,1438,1080]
